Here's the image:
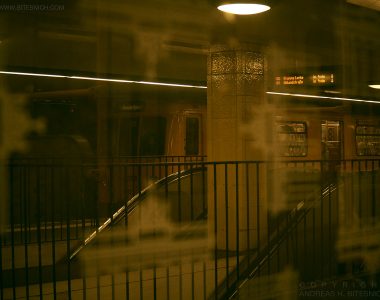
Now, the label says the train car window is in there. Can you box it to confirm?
[139,117,167,156]
[119,117,140,156]
[32,102,77,135]
[355,121,380,156]
[185,117,200,155]
[276,121,307,157]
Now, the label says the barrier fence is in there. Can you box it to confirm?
[1,158,380,299]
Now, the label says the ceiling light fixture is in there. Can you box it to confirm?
[369,84,380,89]
[217,1,271,15]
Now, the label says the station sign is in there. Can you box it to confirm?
[273,67,340,89]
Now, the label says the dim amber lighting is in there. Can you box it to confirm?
[217,2,270,15]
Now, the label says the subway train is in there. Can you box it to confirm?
[24,98,380,161]
[23,85,380,164]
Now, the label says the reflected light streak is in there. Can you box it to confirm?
[369,84,380,89]
[0,71,207,89]
[0,71,66,78]
[70,76,134,83]
[267,91,380,104]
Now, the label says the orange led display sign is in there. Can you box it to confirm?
[275,72,337,87]
[275,75,304,85]
[312,73,334,84]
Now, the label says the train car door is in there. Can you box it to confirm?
[184,114,201,156]
[118,116,140,156]
[321,120,343,172]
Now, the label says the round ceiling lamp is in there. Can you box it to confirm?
[217,1,271,15]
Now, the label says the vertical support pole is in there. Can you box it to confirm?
[96,0,111,216]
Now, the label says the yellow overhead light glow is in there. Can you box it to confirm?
[217,3,270,15]
[369,84,380,89]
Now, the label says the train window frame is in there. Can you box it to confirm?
[321,120,344,161]
[355,121,380,156]
[276,121,308,157]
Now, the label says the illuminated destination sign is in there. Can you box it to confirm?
[274,72,337,87]
[312,73,335,85]
[276,75,304,85]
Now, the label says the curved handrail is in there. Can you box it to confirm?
[211,183,338,300]
[70,166,206,261]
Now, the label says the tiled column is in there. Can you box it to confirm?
[207,44,267,251]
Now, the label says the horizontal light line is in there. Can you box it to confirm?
[369,84,380,89]
[0,71,67,78]
[0,71,207,89]
[267,91,380,104]
[139,80,206,88]
[70,76,134,83]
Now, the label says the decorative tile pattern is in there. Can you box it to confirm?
[245,52,264,75]
[211,51,236,75]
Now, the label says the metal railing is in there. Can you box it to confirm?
[1,158,380,299]
[4,155,206,245]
